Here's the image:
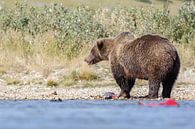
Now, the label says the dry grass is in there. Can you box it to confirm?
[0,31,66,72]
[135,79,148,86]
[47,79,58,87]
[175,40,195,71]
[3,0,184,14]
[0,31,194,87]
[0,31,101,87]
[0,66,7,75]
[0,1,194,87]
[4,77,22,85]
[59,62,99,87]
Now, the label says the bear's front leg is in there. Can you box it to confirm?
[147,79,160,98]
[117,77,135,99]
[111,64,135,99]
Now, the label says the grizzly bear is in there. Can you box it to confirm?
[85,32,180,99]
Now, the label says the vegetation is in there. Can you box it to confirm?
[0,0,194,87]
[0,1,194,58]
[60,70,99,86]
[47,80,58,87]
[4,77,21,85]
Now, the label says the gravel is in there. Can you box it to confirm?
[0,67,194,100]
[0,84,195,100]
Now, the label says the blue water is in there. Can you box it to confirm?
[0,100,195,129]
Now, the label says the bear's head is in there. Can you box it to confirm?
[84,38,114,65]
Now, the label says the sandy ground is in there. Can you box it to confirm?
[0,67,194,100]
[0,84,195,100]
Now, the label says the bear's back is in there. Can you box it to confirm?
[122,34,176,56]
[115,34,178,79]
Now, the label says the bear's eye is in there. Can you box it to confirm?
[91,47,96,52]
[97,41,103,50]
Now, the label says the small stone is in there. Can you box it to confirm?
[103,92,117,99]
[50,98,62,102]
[52,91,58,95]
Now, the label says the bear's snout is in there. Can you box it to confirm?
[84,58,89,64]
[84,56,93,65]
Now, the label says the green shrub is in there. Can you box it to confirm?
[170,2,195,43]
[47,80,58,87]
[0,1,194,59]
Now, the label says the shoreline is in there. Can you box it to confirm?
[0,67,194,101]
[0,84,195,100]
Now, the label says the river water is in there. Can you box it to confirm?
[0,100,195,129]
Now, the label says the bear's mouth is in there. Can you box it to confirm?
[85,56,102,65]
[84,58,93,65]
[87,60,95,65]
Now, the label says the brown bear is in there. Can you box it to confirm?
[85,32,180,99]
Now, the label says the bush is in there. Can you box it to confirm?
[47,80,58,87]
[0,1,194,59]
[170,2,195,43]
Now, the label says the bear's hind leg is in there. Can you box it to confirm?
[162,73,176,98]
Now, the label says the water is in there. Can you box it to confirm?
[0,100,195,129]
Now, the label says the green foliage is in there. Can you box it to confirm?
[170,2,195,43]
[0,1,194,58]
[47,80,58,87]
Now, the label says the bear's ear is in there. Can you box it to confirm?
[97,40,104,50]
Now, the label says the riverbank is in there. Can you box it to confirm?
[0,65,195,100]
[0,83,195,100]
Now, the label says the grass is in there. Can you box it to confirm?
[0,32,194,87]
[59,68,99,87]
[47,80,58,87]
[176,81,194,86]
[0,0,194,87]
[0,31,67,71]
[175,42,195,70]
[60,77,76,87]
[2,0,185,14]
[79,71,99,81]
[4,77,22,85]
[135,80,148,86]
[0,66,7,75]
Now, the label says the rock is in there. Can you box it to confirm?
[103,92,118,99]
[52,91,58,95]
[50,98,62,102]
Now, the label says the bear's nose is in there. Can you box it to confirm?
[84,58,88,63]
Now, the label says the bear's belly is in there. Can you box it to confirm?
[124,67,148,80]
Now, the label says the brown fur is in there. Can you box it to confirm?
[85,32,180,99]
